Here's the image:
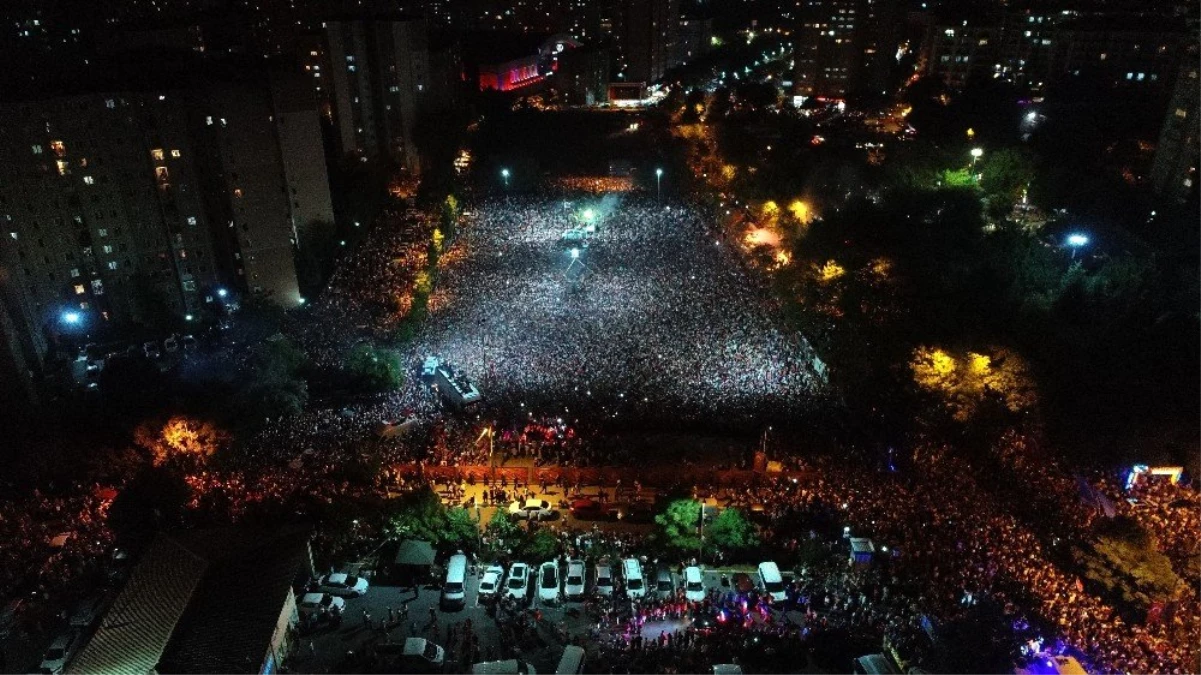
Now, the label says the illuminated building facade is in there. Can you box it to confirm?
[1149,51,1200,203]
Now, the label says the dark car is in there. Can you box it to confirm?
[619,500,656,524]
[570,498,618,521]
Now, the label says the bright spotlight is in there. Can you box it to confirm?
[582,208,595,221]
[970,147,984,158]
[1067,233,1089,247]
[62,311,81,325]
[216,288,228,298]
[570,248,580,259]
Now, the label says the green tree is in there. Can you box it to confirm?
[939,168,976,188]
[655,499,702,552]
[521,528,560,561]
[979,148,1035,205]
[386,487,459,547]
[230,336,310,427]
[345,343,404,392]
[1072,516,1182,616]
[706,507,758,551]
[445,507,481,552]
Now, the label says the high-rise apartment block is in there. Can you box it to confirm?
[0,61,333,400]
[1149,54,1200,203]
[794,0,900,99]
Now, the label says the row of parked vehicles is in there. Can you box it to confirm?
[440,556,787,610]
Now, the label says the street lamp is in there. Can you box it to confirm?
[216,288,228,299]
[655,167,664,199]
[1066,233,1089,260]
[501,168,510,188]
[970,147,983,172]
[61,311,81,325]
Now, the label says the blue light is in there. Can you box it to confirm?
[62,311,81,324]
[1066,233,1089,247]
[217,288,228,298]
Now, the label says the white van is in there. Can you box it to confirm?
[555,645,586,675]
[472,659,537,674]
[684,566,705,602]
[441,554,468,610]
[622,559,645,599]
[757,561,785,599]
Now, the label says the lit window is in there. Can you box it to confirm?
[171,149,181,158]
[107,261,118,270]
[74,284,86,295]
[187,216,197,225]
[1176,108,1188,119]
[105,99,115,108]
[56,160,69,176]
[97,228,107,237]
[31,144,43,154]
[151,149,164,161]
[83,176,94,185]
[70,268,80,277]
[50,140,65,156]
[206,116,214,125]
[102,245,113,254]
[179,249,187,259]
[91,279,104,295]
[233,188,243,198]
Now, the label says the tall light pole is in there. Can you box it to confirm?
[970,147,983,174]
[1066,233,1089,260]
[501,168,510,188]
[655,168,663,199]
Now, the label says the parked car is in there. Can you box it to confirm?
[318,572,369,597]
[505,563,530,602]
[594,562,614,597]
[619,501,656,523]
[509,499,556,521]
[655,567,676,598]
[569,498,617,521]
[478,565,505,601]
[38,630,79,674]
[538,561,561,605]
[623,559,646,599]
[684,566,706,602]
[299,592,345,618]
[564,560,586,600]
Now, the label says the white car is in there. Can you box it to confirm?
[564,560,585,600]
[594,563,614,597]
[684,566,706,603]
[505,563,530,601]
[478,565,504,601]
[318,572,369,597]
[39,630,79,674]
[509,499,556,521]
[298,592,345,618]
[537,561,561,605]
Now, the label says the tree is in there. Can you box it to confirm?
[134,415,231,465]
[706,507,758,551]
[345,343,404,392]
[229,337,309,427]
[1072,516,1182,616]
[107,464,191,542]
[655,500,702,552]
[386,487,477,551]
[521,528,560,561]
[928,599,1024,674]
[979,148,1035,206]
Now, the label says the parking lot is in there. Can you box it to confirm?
[288,562,776,674]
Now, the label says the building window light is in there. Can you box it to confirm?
[83,176,94,185]
[171,149,181,158]
[31,144,43,154]
[107,261,118,270]
[50,140,65,156]
[70,268,80,278]
[74,284,86,294]
[56,160,69,176]
[187,216,197,225]
[151,149,164,161]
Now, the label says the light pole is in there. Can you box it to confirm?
[501,168,510,188]
[970,147,983,175]
[1066,233,1089,260]
[655,168,664,199]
